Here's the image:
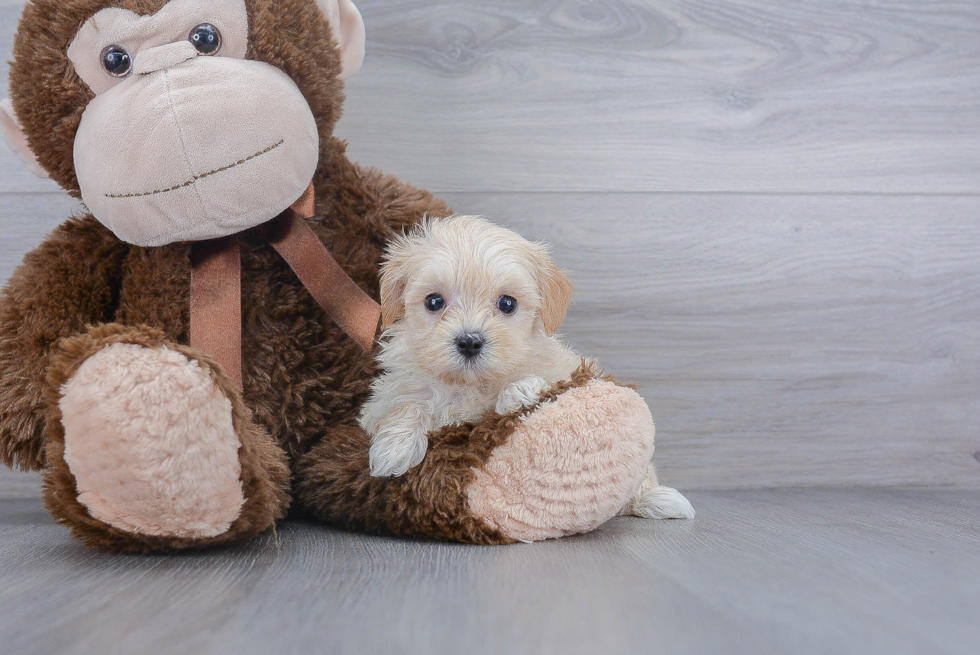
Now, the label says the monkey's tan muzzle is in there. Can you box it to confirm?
[74,55,320,247]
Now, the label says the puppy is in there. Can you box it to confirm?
[360,215,693,520]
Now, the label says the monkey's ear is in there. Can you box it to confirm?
[316,0,366,79]
[0,99,49,179]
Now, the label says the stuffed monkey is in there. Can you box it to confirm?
[0,0,657,552]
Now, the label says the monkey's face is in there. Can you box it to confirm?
[2,0,364,247]
[69,0,321,246]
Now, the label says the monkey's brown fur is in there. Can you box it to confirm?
[0,0,638,552]
[295,362,614,544]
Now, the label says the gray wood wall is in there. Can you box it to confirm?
[1,0,978,493]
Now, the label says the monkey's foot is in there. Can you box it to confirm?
[467,379,655,541]
[43,325,289,552]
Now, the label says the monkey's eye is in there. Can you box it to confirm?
[425,294,446,313]
[189,23,222,55]
[101,45,132,78]
[497,295,518,315]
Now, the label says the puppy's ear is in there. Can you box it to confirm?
[379,276,405,332]
[532,245,573,335]
[378,237,412,331]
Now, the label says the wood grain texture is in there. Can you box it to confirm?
[440,192,980,490]
[0,468,39,498]
[2,0,980,495]
[1,489,978,655]
[333,0,980,193]
[2,1,980,193]
[5,198,977,485]
[2,191,980,493]
[0,194,84,282]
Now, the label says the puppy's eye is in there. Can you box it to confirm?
[424,294,446,312]
[189,23,222,55]
[497,295,517,315]
[101,45,132,78]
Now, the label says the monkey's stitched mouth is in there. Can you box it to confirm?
[105,139,285,199]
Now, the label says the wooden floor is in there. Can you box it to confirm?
[1,489,978,655]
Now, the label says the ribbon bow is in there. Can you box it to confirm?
[189,183,381,388]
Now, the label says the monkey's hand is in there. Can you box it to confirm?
[496,375,550,415]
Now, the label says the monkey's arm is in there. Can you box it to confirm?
[344,164,454,237]
[294,363,656,543]
[0,217,128,470]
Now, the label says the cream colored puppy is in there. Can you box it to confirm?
[360,215,693,520]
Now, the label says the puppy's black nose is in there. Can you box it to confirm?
[455,333,484,359]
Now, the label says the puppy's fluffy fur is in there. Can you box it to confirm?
[360,216,693,519]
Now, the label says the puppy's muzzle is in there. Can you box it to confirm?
[455,332,485,359]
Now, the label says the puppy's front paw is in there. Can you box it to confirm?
[369,428,429,478]
[496,375,551,414]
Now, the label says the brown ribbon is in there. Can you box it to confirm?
[261,213,382,353]
[190,235,242,387]
[189,185,381,389]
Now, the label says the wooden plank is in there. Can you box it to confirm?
[1,1,979,194]
[439,192,980,490]
[1,0,978,492]
[2,193,979,492]
[334,0,980,193]
[0,193,84,282]
[1,490,978,655]
[0,468,39,498]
